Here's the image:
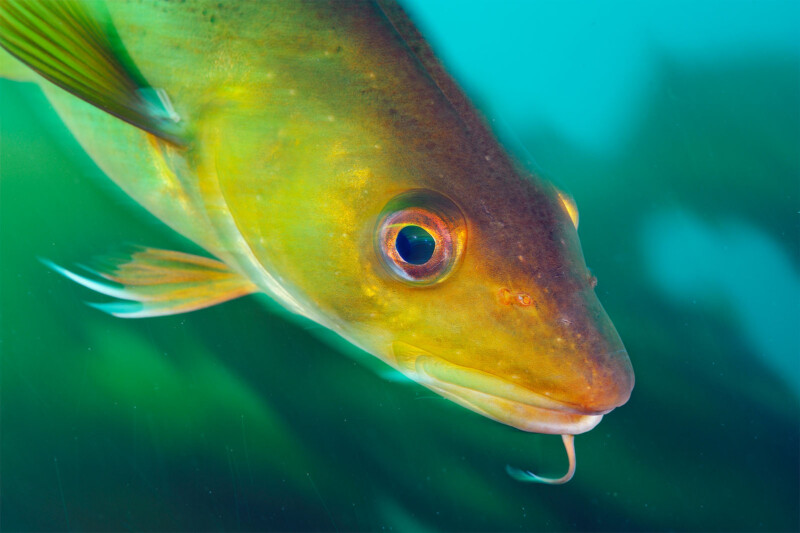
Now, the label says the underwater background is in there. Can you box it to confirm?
[1,1,797,531]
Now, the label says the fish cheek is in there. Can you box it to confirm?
[445,251,566,387]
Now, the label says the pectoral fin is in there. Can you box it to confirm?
[0,0,184,144]
[42,246,258,318]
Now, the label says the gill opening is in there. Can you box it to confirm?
[506,434,576,485]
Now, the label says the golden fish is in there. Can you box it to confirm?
[0,0,633,483]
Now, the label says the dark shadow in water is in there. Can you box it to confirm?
[1,51,798,531]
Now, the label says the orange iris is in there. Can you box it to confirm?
[374,190,467,286]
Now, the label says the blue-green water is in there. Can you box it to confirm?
[1,2,798,531]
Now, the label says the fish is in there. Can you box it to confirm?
[0,0,634,484]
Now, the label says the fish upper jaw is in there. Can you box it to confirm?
[392,342,609,435]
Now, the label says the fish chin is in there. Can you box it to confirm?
[392,342,604,435]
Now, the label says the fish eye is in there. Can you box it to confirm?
[375,190,467,286]
[396,225,436,265]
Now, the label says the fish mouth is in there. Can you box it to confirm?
[392,341,605,435]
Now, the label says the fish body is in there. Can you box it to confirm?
[0,0,633,481]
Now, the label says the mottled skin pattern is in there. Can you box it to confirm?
[6,0,633,435]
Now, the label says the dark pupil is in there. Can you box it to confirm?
[395,225,435,265]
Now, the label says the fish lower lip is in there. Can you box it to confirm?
[392,342,607,434]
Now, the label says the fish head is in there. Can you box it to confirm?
[210,103,634,436]
[193,12,634,435]
[360,171,634,435]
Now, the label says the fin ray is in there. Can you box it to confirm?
[0,0,184,144]
[42,247,258,318]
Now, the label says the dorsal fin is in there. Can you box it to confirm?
[0,0,184,145]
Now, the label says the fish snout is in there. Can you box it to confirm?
[547,296,635,415]
[580,345,634,414]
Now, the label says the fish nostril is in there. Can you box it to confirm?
[498,288,513,305]
[497,287,536,307]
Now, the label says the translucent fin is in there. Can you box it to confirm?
[506,434,576,485]
[41,246,258,318]
[0,44,34,81]
[0,0,184,144]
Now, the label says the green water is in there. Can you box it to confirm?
[1,2,798,531]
